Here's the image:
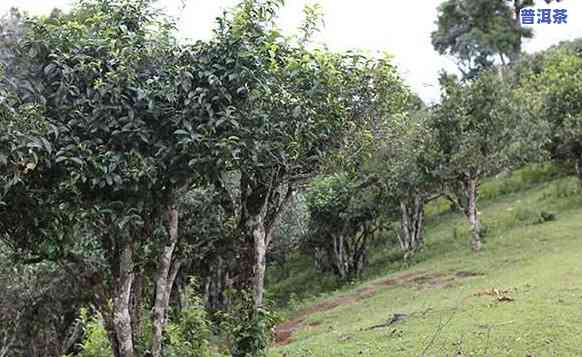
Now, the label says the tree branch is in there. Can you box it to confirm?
[266,184,294,247]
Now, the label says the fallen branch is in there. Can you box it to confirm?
[363,313,409,331]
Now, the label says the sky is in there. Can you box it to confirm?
[1,0,581,104]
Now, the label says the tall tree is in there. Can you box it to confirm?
[506,0,535,61]
[0,8,24,68]
[432,0,533,78]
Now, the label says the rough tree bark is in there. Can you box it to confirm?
[446,175,482,252]
[239,207,279,308]
[97,301,121,357]
[130,272,144,346]
[250,213,267,307]
[95,222,136,357]
[112,240,135,357]
[237,174,294,309]
[464,176,482,252]
[329,224,373,281]
[151,206,181,357]
[332,233,346,281]
[234,211,267,309]
[399,195,425,256]
[351,227,371,278]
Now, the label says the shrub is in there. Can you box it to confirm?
[480,164,562,201]
[75,309,112,357]
[452,224,471,241]
[75,281,213,357]
[518,164,560,185]
[164,279,212,357]
[534,211,557,224]
[218,291,280,357]
[541,179,581,200]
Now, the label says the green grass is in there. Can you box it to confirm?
[268,175,582,356]
[266,165,570,311]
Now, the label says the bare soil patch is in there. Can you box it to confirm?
[455,271,484,278]
[274,296,357,346]
[377,271,425,287]
[355,287,377,298]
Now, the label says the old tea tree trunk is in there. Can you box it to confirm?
[399,195,425,258]
[151,205,183,357]
[464,174,482,252]
[331,227,373,281]
[97,235,136,357]
[446,172,483,252]
[114,241,136,357]
[238,174,294,308]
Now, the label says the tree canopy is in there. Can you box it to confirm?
[432,0,533,77]
[1,1,580,356]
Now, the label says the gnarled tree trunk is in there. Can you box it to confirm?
[329,224,373,281]
[130,272,144,346]
[399,195,425,256]
[448,175,482,252]
[238,209,277,308]
[237,175,294,309]
[252,214,267,307]
[96,294,120,357]
[332,233,347,281]
[464,176,482,252]
[112,240,135,357]
[151,206,182,357]
[351,226,371,279]
[236,210,269,308]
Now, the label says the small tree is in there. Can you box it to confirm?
[206,4,408,310]
[1,0,252,355]
[304,174,382,281]
[373,107,440,257]
[431,70,544,251]
[302,52,410,276]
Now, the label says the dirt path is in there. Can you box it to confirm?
[274,295,359,346]
[273,270,483,346]
[273,271,422,346]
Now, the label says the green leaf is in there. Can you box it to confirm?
[69,157,84,166]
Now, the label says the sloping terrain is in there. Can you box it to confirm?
[269,176,582,356]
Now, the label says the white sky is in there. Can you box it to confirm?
[1,0,581,103]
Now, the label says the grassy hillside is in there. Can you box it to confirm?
[268,171,582,356]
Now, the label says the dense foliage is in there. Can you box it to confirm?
[1,0,580,356]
